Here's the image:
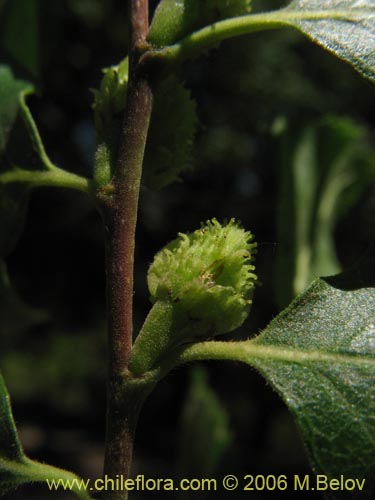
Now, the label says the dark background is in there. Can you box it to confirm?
[0,0,374,498]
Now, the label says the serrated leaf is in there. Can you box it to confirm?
[142,76,198,190]
[92,66,197,190]
[276,116,375,308]
[1,0,40,78]
[161,1,375,84]
[0,66,33,154]
[0,372,90,498]
[180,252,375,496]
[177,367,232,482]
[149,0,252,46]
[284,0,375,83]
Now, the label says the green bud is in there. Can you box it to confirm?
[130,219,257,375]
[149,218,257,334]
[92,56,129,139]
[92,57,129,186]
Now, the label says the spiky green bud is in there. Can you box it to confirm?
[130,219,257,375]
[148,218,257,334]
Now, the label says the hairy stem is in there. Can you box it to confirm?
[102,1,152,499]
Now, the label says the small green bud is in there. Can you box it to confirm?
[92,57,129,139]
[149,218,257,335]
[130,219,257,376]
[92,57,128,186]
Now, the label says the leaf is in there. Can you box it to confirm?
[252,252,375,496]
[284,0,375,83]
[142,76,198,190]
[178,251,375,497]
[177,367,232,482]
[149,0,252,46]
[1,0,40,78]
[159,1,375,84]
[276,116,375,308]
[0,66,33,154]
[0,372,90,498]
[92,67,198,190]
[0,66,33,257]
[0,65,89,254]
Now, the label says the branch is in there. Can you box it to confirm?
[130,0,149,50]
[105,0,151,378]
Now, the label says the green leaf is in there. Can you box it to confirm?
[252,254,375,495]
[177,367,232,481]
[0,66,33,257]
[157,1,375,84]
[0,260,47,336]
[284,0,375,83]
[0,66,90,192]
[149,0,251,46]
[92,68,198,190]
[176,252,375,496]
[276,116,375,308]
[0,372,90,498]
[0,65,90,255]
[142,76,198,190]
[1,0,40,78]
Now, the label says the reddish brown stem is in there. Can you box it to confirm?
[102,1,153,499]
[106,74,152,376]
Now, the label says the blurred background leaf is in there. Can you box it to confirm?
[177,366,232,488]
[0,66,34,258]
[0,0,40,79]
[0,372,91,499]
[251,250,375,497]
[275,115,375,309]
